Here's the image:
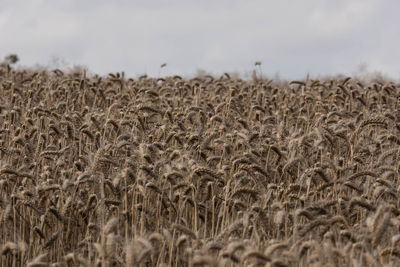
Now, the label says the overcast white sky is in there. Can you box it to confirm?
[0,0,399,79]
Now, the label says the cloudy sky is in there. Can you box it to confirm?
[0,0,399,80]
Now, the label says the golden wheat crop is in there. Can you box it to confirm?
[0,64,399,266]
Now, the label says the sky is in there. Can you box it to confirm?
[0,0,399,80]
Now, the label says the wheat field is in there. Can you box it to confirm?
[0,64,399,266]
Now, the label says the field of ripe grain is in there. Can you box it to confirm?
[0,64,399,266]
